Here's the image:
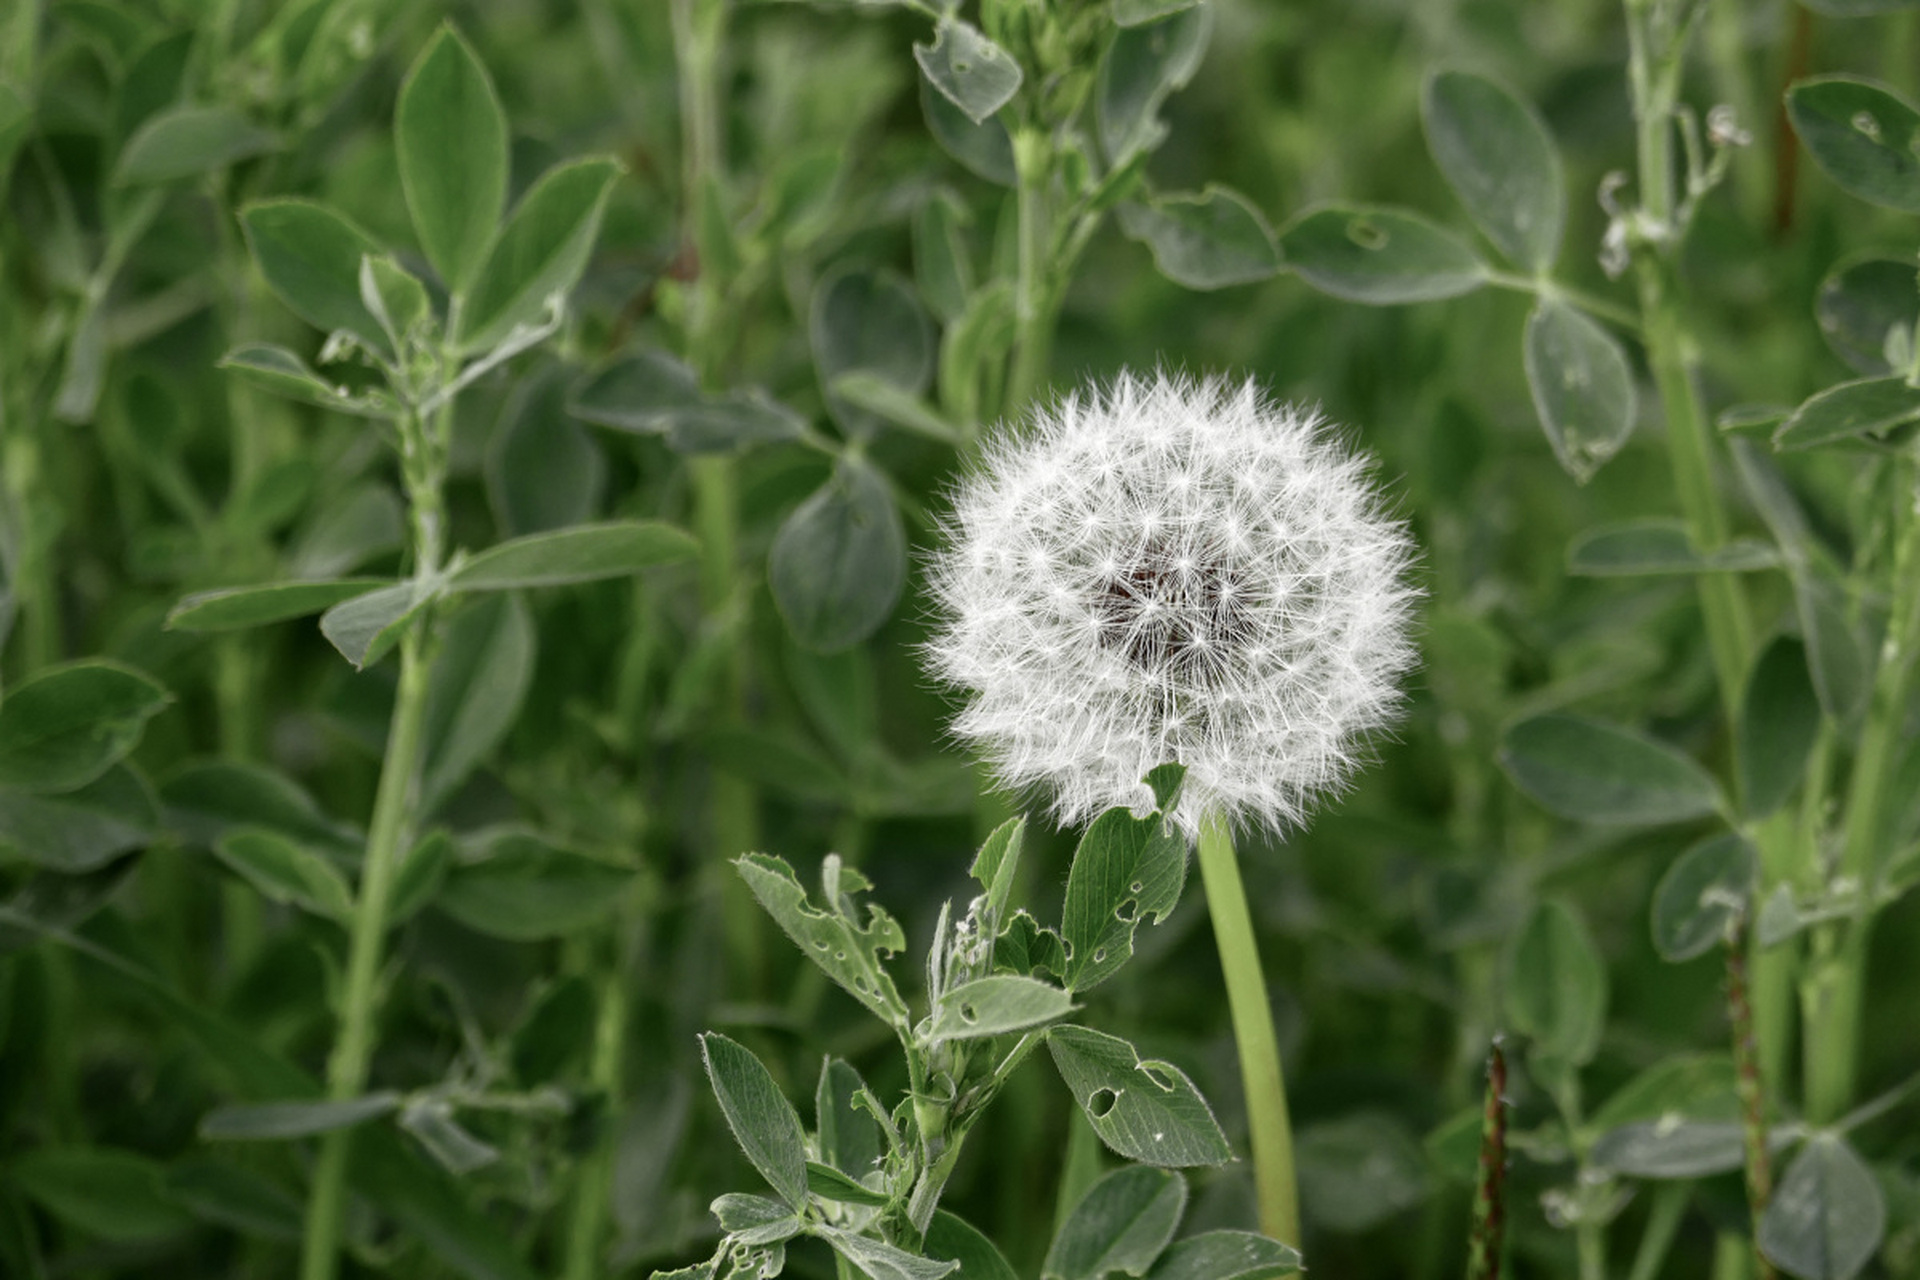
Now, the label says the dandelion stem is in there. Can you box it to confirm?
[1196,810,1299,1246]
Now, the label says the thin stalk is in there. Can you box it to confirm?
[1196,811,1299,1245]
[1726,918,1778,1280]
[3,432,60,670]
[1625,1183,1691,1280]
[1578,1220,1609,1280]
[1466,1040,1509,1280]
[1807,473,1920,1122]
[1007,128,1055,414]
[562,941,628,1280]
[299,624,436,1280]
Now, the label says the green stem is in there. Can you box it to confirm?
[562,941,628,1280]
[1625,1183,1690,1280]
[1807,472,1920,1122]
[1196,811,1299,1246]
[1577,1219,1609,1280]
[299,623,437,1280]
[1007,128,1055,415]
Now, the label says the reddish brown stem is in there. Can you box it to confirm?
[1467,1038,1509,1280]
[1726,918,1778,1280]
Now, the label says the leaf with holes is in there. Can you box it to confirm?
[1524,294,1636,483]
[1048,1026,1230,1167]
[1043,1166,1187,1280]
[1117,187,1280,290]
[1788,76,1920,213]
[735,853,909,1027]
[1098,6,1211,164]
[1279,204,1487,304]
[1061,802,1186,992]
[915,19,1021,124]
[928,974,1075,1042]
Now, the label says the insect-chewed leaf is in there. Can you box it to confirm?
[1422,70,1563,272]
[1098,6,1211,164]
[1117,186,1280,290]
[1651,834,1758,962]
[1062,803,1186,991]
[1503,899,1607,1065]
[1498,713,1723,825]
[1788,76,1920,212]
[1759,1134,1886,1280]
[1043,1166,1187,1280]
[735,853,909,1026]
[1738,636,1821,820]
[0,661,171,794]
[1048,1026,1230,1167]
[1524,294,1635,483]
[1279,204,1487,303]
[928,974,1075,1042]
[699,1033,809,1212]
[915,18,1021,124]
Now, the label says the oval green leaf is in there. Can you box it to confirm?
[1738,636,1822,819]
[456,157,621,354]
[1788,76,1920,212]
[200,1093,402,1141]
[1044,1166,1187,1280]
[812,269,936,441]
[1503,899,1608,1065]
[397,25,508,292]
[1567,519,1780,577]
[1498,713,1723,825]
[1422,70,1564,271]
[436,830,630,940]
[769,459,906,652]
[114,104,278,185]
[1279,204,1487,304]
[1758,1134,1887,1280]
[240,200,388,351]
[449,520,696,592]
[1117,186,1281,290]
[167,578,391,632]
[1815,256,1920,376]
[699,1032,810,1212]
[1524,294,1636,483]
[1651,834,1759,962]
[0,661,171,794]
[1776,376,1920,451]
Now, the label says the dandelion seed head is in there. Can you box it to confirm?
[926,371,1420,837]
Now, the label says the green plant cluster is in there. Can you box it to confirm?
[3,1,1920,1279]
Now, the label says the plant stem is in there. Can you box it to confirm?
[1467,1039,1509,1280]
[1725,917,1778,1280]
[1625,1182,1691,1280]
[1196,811,1299,1246]
[1007,128,1056,414]
[1806,468,1920,1122]
[562,939,628,1280]
[299,624,436,1280]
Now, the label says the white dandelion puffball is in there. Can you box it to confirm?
[927,372,1419,838]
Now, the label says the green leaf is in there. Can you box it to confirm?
[1048,1026,1231,1167]
[421,593,535,812]
[1296,1112,1431,1231]
[1589,1053,1739,1134]
[0,85,30,199]
[823,1228,960,1280]
[241,200,387,351]
[1061,803,1186,992]
[200,1092,401,1140]
[1816,256,1920,375]
[711,1192,800,1243]
[925,1211,1021,1280]
[1279,204,1487,303]
[509,974,594,1084]
[1788,76,1920,212]
[165,1158,303,1241]
[699,1032,809,1212]
[806,1161,889,1206]
[1498,713,1723,825]
[1759,1135,1886,1280]
[569,350,806,454]
[450,521,697,592]
[1567,519,1779,576]
[350,1128,541,1280]
[1422,70,1563,272]
[814,269,936,441]
[1796,571,1870,725]
[167,577,392,632]
[1112,0,1201,24]
[396,25,508,292]
[319,581,437,670]
[913,193,975,324]
[215,344,396,415]
[816,1057,884,1183]
[488,366,607,535]
[1043,1166,1187,1280]
[1775,376,1920,451]
[701,725,849,805]
[829,372,964,445]
[769,459,906,653]
[921,76,1015,185]
[1651,834,1759,962]
[114,104,277,184]
[1592,1120,1748,1178]
[391,830,453,924]
[1503,899,1608,1065]
[1524,294,1636,483]
[213,828,354,923]
[456,157,621,353]
[1117,186,1280,290]
[915,19,1021,125]
[400,1098,500,1174]
[436,830,630,941]
[734,853,909,1026]
[1146,1231,1301,1280]
[998,909,1070,979]
[0,661,170,794]
[0,859,138,955]
[0,765,158,872]
[360,255,431,345]
[291,484,406,578]
[929,974,1075,1041]
[1739,637,1822,819]
[970,816,1027,932]
[12,1147,194,1242]
[1098,6,1211,163]
[160,760,357,855]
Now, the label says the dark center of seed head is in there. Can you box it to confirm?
[1090,539,1255,679]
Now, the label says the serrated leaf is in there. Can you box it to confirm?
[449,521,697,591]
[1498,713,1723,825]
[700,1033,809,1211]
[200,1093,401,1140]
[397,25,508,292]
[1117,187,1279,289]
[1062,803,1186,991]
[1043,1166,1187,1280]
[1503,899,1607,1064]
[1048,1026,1230,1167]
[1422,70,1563,271]
[915,19,1021,124]
[1759,1135,1886,1280]
[1279,204,1487,303]
[167,578,391,632]
[735,853,908,1025]
[0,661,170,794]
[1788,76,1920,212]
[114,104,278,184]
[456,158,620,353]
[1651,834,1758,962]
[1524,294,1636,483]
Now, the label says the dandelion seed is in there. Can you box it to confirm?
[926,370,1419,838]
